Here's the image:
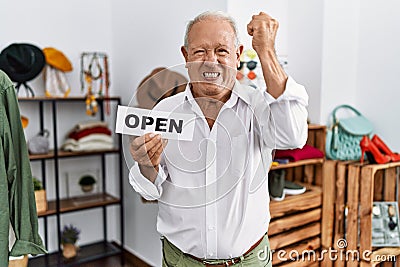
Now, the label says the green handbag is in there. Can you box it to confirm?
[326,105,373,160]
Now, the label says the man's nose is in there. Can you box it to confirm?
[204,51,218,64]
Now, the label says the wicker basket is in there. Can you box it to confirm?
[34,190,47,213]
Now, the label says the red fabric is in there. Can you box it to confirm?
[274,144,324,162]
[69,126,111,140]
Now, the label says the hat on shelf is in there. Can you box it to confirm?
[136,67,188,109]
[0,43,45,83]
[43,47,72,72]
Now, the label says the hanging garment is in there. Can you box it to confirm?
[0,70,46,267]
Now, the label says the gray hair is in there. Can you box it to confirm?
[184,11,240,48]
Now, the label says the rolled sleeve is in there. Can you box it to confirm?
[263,76,309,106]
[10,239,47,257]
[129,163,167,200]
[256,76,309,150]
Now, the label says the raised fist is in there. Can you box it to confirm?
[247,12,279,56]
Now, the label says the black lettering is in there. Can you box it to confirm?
[169,119,183,133]
[155,118,168,132]
[141,116,154,130]
[125,114,139,128]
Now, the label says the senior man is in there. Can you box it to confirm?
[130,11,308,267]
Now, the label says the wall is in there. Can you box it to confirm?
[355,0,400,151]
[288,0,323,124]
[319,0,361,124]
[319,0,400,152]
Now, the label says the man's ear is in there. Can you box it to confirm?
[181,46,189,64]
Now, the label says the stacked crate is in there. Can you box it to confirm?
[322,160,400,267]
[268,125,326,267]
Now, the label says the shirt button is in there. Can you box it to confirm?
[209,252,213,256]
[208,225,215,231]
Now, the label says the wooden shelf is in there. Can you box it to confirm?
[307,124,326,130]
[271,158,324,170]
[29,148,120,160]
[37,193,120,217]
[28,241,121,267]
[270,183,322,219]
[19,96,120,102]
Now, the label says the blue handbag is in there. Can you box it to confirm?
[326,105,373,160]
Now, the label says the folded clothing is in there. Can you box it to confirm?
[62,121,113,152]
[62,134,113,152]
[62,141,114,152]
[75,120,108,131]
[64,134,113,145]
[69,126,111,140]
[274,144,324,162]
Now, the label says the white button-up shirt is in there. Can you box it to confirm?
[129,77,308,259]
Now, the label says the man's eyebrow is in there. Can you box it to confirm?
[190,43,229,49]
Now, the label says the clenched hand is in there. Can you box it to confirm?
[247,12,279,56]
[130,133,167,182]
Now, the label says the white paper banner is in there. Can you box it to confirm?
[115,106,196,141]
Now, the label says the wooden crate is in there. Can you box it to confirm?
[34,189,47,213]
[8,255,28,267]
[322,160,400,267]
[269,184,322,266]
[268,125,326,267]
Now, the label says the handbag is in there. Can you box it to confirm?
[28,130,50,154]
[326,105,373,160]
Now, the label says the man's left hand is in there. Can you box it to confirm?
[247,12,278,56]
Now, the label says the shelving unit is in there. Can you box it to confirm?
[268,124,326,267]
[18,96,124,267]
[26,242,121,267]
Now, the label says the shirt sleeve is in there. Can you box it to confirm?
[129,162,168,200]
[255,76,309,150]
[0,73,47,257]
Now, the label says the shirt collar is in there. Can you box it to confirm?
[183,80,251,109]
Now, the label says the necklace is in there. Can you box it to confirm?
[80,52,110,116]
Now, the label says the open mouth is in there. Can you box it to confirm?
[202,72,220,79]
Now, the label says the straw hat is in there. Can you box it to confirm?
[136,67,187,109]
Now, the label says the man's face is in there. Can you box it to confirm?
[181,19,243,98]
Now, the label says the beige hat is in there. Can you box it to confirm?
[136,67,187,109]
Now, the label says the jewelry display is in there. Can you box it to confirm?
[372,202,400,247]
[80,52,110,116]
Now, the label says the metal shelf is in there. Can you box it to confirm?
[29,148,120,161]
[270,158,324,170]
[37,193,120,217]
[22,96,124,266]
[28,241,121,267]
[18,96,121,102]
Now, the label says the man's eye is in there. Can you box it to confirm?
[217,49,228,55]
[194,50,205,55]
